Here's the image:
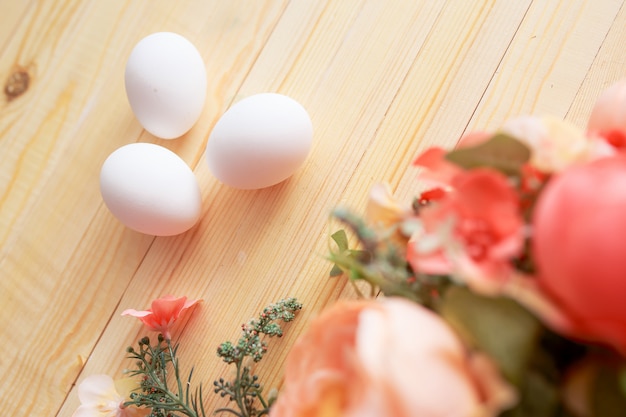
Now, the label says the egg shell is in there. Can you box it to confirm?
[125,32,207,139]
[205,93,313,189]
[100,143,202,236]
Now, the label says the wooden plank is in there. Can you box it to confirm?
[566,0,626,127]
[467,0,624,131]
[0,1,291,415]
[60,0,452,414]
[0,1,621,416]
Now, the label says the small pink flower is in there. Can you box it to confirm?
[73,374,147,417]
[408,169,524,294]
[122,295,200,340]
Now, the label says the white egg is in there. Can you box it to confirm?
[125,32,207,139]
[205,93,313,189]
[100,143,202,236]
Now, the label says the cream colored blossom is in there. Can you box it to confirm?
[500,115,596,172]
[73,375,146,417]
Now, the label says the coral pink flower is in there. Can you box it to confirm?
[270,298,516,417]
[408,169,524,294]
[413,131,491,189]
[73,374,147,417]
[532,155,626,354]
[588,79,626,150]
[122,295,200,340]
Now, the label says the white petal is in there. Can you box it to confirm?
[78,374,119,404]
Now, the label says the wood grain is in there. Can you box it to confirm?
[0,1,623,416]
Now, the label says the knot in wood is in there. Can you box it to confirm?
[4,69,30,100]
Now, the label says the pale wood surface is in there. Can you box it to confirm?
[1,1,624,415]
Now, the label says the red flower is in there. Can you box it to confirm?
[532,155,626,353]
[408,169,524,294]
[122,295,201,340]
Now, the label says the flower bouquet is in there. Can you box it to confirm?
[74,80,626,417]
[305,80,626,417]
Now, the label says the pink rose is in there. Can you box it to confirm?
[270,298,515,417]
[408,169,525,295]
[532,155,626,353]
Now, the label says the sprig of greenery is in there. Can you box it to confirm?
[121,299,301,417]
[214,298,302,417]
[124,335,206,417]
[328,208,450,308]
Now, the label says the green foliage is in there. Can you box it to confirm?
[125,336,207,417]
[592,366,626,417]
[500,371,562,417]
[328,229,369,279]
[122,299,302,417]
[214,298,302,417]
[440,286,541,385]
[445,133,531,176]
[328,209,451,308]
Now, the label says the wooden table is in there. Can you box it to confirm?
[1,1,624,415]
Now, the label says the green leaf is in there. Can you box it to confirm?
[500,370,560,417]
[329,264,344,277]
[445,133,531,176]
[331,229,349,252]
[440,286,540,385]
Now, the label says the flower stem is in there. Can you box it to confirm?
[125,337,205,417]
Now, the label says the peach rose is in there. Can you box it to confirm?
[532,155,626,353]
[270,298,516,417]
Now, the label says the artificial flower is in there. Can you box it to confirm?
[532,154,626,353]
[121,295,200,340]
[501,115,594,172]
[365,182,416,247]
[270,298,516,417]
[365,182,411,228]
[588,78,626,150]
[73,374,147,417]
[413,146,462,189]
[407,168,524,295]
